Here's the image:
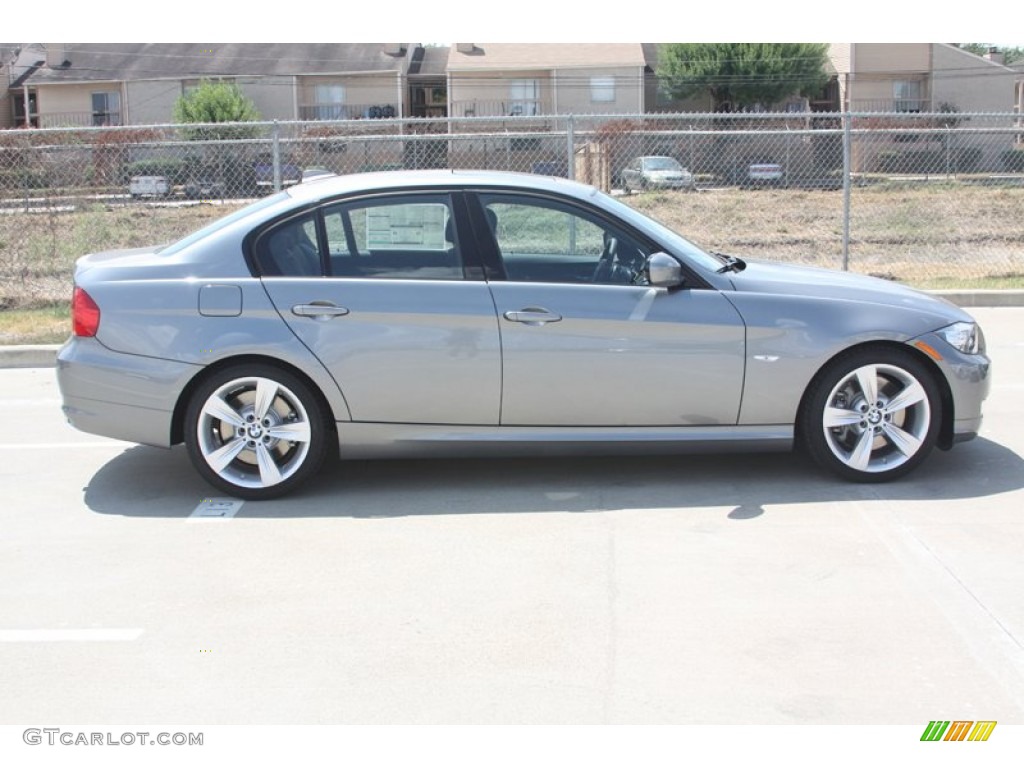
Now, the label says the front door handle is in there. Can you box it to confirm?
[292,302,350,320]
[503,307,562,325]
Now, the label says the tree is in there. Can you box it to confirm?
[173,79,263,140]
[657,43,831,111]
[954,43,1024,65]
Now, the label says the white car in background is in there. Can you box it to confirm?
[128,175,170,198]
[621,156,695,192]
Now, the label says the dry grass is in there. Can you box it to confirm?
[631,183,1024,283]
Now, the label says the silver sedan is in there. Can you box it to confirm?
[57,170,990,499]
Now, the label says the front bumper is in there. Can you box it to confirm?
[908,332,991,446]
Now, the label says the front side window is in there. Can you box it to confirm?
[479,194,652,285]
[322,194,463,280]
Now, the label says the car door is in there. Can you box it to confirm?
[255,192,502,425]
[471,191,746,427]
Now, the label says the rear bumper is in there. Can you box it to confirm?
[56,337,200,447]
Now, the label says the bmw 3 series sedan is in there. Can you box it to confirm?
[57,170,991,499]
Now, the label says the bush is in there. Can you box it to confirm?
[1002,148,1024,172]
[874,147,984,174]
[0,168,49,190]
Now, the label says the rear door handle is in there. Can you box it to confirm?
[291,302,350,320]
[503,307,562,325]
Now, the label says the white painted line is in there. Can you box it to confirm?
[188,497,244,522]
[0,628,144,642]
[0,442,131,450]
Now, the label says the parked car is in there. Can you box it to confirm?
[621,156,695,192]
[127,175,170,198]
[254,156,301,189]
[184,179,226,199]
[58,170,990,499]
[746,162,785,187]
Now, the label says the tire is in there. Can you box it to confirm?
[184,364,329,500]
[800,347,941,482]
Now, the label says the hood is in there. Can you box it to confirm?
[728,259,973,321]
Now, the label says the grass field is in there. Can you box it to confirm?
[2,182,1022,344]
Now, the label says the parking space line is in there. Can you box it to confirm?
[188,497,244,522]
[0,628,144,642]
[0,442,130,449]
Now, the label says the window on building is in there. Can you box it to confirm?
[590,76,616,103]
[893,80,923,112]
[509,79,540,116]
[91,91,122,126]
[314,84,346,120]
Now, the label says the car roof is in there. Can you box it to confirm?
[284,169,601,204]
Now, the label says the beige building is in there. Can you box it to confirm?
[446,43,649,117]
[7,43,433,127]
[829,43,1017,113]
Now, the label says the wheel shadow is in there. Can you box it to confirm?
[83,437,1024,519]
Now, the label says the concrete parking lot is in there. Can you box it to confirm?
[1,307,1022,725]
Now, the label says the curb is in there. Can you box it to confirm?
[0,344,62,369]
[2,291,1023,370]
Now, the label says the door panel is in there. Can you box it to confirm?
[489,283,746,426]
[262,279,501,425]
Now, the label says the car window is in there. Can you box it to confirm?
[256,213,322,277]
[322,194,463,280]
[478,193,652,285]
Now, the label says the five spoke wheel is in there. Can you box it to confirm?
[185,365,327,499]
[802,349,941,482]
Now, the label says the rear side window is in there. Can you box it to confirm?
[321,194,462,280]
[255,213,322,277]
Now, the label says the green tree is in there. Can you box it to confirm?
[955,43,1024,65]
[657,43,831,111]
[173,79,263,139]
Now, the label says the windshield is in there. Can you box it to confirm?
[159,192,290,256]
[595,190,725,272]
[643,157,682,171]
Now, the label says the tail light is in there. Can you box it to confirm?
[72,287,101,337]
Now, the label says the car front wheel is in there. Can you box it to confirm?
[184,365,328,499]
[801,348,941,482]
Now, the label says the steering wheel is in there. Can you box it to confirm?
[591,235,618,283]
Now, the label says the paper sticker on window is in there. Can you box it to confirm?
[365,204,447,250]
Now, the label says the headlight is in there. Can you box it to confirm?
[937,321,983,354]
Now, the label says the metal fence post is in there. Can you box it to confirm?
[566,114,575,180]
[272,120,282,192]
[842,112,852,271]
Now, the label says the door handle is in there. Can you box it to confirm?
[503,307,562,325]
[291,302,350,320]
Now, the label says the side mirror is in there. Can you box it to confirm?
[645,252,685,289]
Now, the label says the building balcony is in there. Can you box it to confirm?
[849,98,932,113]
[30,111,124,128]
[298,103,401,121]
[450,99,547,118]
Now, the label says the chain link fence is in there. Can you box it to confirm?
[2,112,1023,309]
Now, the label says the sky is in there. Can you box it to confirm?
[3,1,1022,46]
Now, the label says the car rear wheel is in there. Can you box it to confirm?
[801,347,941,482]
[184,365,328,499]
